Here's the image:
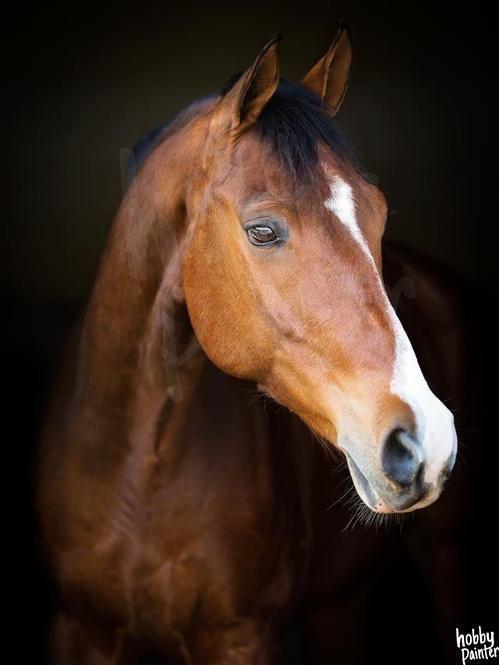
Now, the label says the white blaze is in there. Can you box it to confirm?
[325,172,457,489]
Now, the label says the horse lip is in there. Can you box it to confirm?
[344,451,379,510]
[345,450,439,513]
[439,445,457,484]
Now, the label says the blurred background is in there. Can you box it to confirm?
[4,0,497,662]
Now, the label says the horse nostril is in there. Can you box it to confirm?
[381,428,424,488]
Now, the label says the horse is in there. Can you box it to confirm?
[38,27,459,664]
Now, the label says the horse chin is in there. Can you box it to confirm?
[344,452,385,513]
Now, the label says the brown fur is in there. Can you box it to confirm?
[37,31,465,664]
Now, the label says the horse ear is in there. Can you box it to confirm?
[301,24,352,116]
[215,34,281,136]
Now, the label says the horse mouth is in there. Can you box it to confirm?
[344,452,382,511]
[344,450,442,514]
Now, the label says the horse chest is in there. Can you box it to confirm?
[127,401,309,633]
[60,383,310,653]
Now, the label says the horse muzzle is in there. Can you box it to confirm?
[343,426,457,513]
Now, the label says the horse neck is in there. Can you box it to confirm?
[71,123,205,450]
[41,102,315,558]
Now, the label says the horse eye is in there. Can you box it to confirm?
[247,225,278,246]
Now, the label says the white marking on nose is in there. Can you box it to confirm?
[324,170,456,486]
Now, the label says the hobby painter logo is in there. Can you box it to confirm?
[456,627,499,664]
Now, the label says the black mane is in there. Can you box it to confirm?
[129,79,363,187]
[221,76,360,184]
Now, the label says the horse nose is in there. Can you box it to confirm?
[381,428,424,487]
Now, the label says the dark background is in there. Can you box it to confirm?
[4,1,497,662]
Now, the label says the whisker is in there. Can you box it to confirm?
[327,483,356,511]
[342,500,364,533]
